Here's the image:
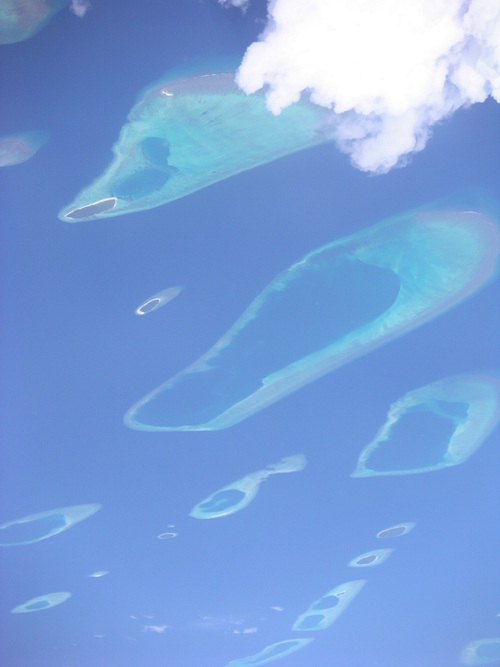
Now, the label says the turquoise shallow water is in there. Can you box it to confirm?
[59,72,330,222]
[353,374,500,477]
[126,209,500,432]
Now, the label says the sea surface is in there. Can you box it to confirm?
[1,2,499,666]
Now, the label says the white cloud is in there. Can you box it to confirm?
[70,0,91,18]
[143,624,171,634]
[233,626,258,634]
[219,0,250,9]
[194,614,257,632]
[235,0,500,173]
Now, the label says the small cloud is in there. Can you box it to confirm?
[193,615,249,632]
[270,606,284,612]
[70,0,91,18]
[143,624,171,634]
[233,627,258,635]
[219,0,250,9]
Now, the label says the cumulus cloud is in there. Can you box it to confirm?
[235,0,500,173]
[70,0,91,18]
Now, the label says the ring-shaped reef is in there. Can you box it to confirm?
[352,374,500,477]
[59,72,332,222]
[11,592,71,613]
[135,286,183,315]
[292,580,366,632]
[348,548,393,567]
[0,131,49,167]
[190,454,306,519]
[0,504,101,546]
[376,522,416,539]
[124,208,500,432]
[225,638,313,666]
[461,638,500,665]
[0,1,68,44]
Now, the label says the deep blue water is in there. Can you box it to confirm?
[0,2,499,666]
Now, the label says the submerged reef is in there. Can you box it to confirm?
[59,71,331,221]
[0,504,101,546]
[348,548,393,567]
[124,208,500,432]
[190,454,306,519]
[11,592,71,613]
[376,522,416,539]
[352,374,500,477]
[0,1,67,44]
[0,131,48,166]
[461,638,500,665]
[135,285,183,315]
[225,638,313,666]
[292,580,366,631]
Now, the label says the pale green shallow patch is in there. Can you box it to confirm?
[124,209,500,432]
[59,72,331,222]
